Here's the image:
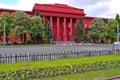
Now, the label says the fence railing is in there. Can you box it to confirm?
[0,49,119,64]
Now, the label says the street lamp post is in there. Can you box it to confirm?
[3,16,6,46]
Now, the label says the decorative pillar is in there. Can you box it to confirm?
[50,16,54,43]
[50,16,53,32]
[70,18,73,41]
[57,17,60,41]
[63,18,67,41]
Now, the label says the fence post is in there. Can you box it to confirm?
[109,49,112,54]
[33,53,35,61]
[60,52,62,59]
[74,51,76,58]
[10,54,12,63]
[118,49,120,54]
[57,52,59,59]
[15,55,17,62]
[70,51,72,58]
[5,54,7,64]
[19,54,21,62]
[49,53,51,60]
[0,54,1,63]
[99,50,101,55]
[24,53,27,62]
[53,52,55,59]
[89,50,91,56]
[29,53,31,61]
[63,51,66,58]
[37,53,40,61]
[77,51,79,58]
[67,51,69,58]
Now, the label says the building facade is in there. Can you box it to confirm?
[0,3,107,43]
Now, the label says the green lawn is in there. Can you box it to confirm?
[38,68,120,80]
[0,54,120,80]
[0,54,120,71]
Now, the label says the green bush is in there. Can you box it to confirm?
[0,60,120,80]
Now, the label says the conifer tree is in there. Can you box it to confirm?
[44,18,53,43]
[75,17,84,43]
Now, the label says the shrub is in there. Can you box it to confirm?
[0,60,120,80]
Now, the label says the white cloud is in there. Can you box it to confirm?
[85,1,110,17]
[82,0,120,18]
[109,0,120,17]
[0,0,120,18]
[0,0,69,11]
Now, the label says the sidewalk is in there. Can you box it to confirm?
[105,76,120,80]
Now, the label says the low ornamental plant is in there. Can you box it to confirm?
[0,60,120,80]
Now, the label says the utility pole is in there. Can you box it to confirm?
[3,16,6,46]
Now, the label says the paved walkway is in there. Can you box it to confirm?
[105,76,120,80]
[0,44,112,56]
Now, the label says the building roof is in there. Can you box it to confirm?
[33,3,85,15]
[0,8,32,14]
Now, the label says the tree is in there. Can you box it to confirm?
[29,15,45,43]
[75,17,84,43]
[44,18,53,43]
[88,18,105,43]
[35,10,40,16]
[115,14,120,28]
[104,19,116,42]
[12,11,30,44]
[0,12,12,44]
[115,14,120,40]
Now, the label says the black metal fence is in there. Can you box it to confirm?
[0,49,119,64]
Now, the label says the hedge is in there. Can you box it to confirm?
[0,60,120,80]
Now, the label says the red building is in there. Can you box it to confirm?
[0,3,107,43]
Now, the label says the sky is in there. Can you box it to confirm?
[0,0,120,18]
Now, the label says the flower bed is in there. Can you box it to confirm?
[0,60,120,80]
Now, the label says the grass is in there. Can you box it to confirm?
[0,54,120,71]
[39,68,120,80]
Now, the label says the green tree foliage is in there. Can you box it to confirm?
[12,11,30,43]
[35,10,40,16]
[75,18,84,43]
[104,19,116,42]
[115,14,120,28]
[0,12,12,43]
[115,14,120,42]
[44,18,53,43]
[29,15,45,43]
[88,18,105,43]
